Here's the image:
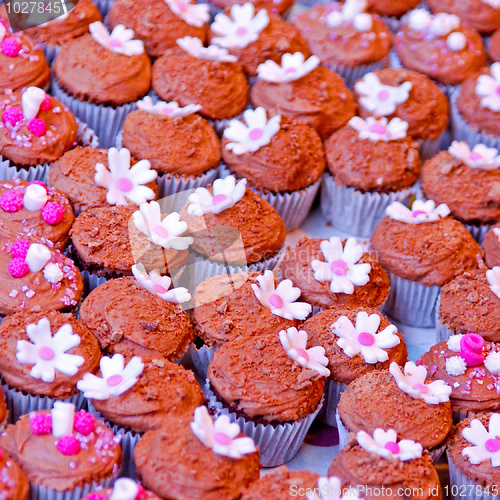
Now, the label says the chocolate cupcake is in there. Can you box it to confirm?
[371,200,481,327]
[292,2,391,87]
[0,449,28,499]
[277,236,390,312]
[52,22,152,148]
[489,28,500,62]
[209,0,293,17]
[484,223,500,267]
[418,334,500,419]
[134,408,260,499]
[368,0,421,19]
[221,109,325,230]
[322,115,420,236]
[108,0,209,58]
[251,54,356,140]
[82,479,161,500]
[47,147,158,215]
[302,306,407,426]
[0,310,99,421]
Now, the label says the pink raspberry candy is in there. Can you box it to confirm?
[30,413,52,435]
[28,118,47,137]
[1,38,21,57]
[42,202,65,224]
[29,180,47,191]
[136,485,146,499]
[73,411,96,436]
[86,495,106,500]
[2,106,23,126]
[11,239,31,259]
[57,435,81,456]
[0,190,23,213]
[40,95,52,111]
[0,20,7,28]
[8,258,29,278]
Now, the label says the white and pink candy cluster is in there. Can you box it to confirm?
[0,20,39,59]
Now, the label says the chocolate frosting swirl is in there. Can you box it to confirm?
[367,0,421,17]
[0,450,29,500]
[484,223,500,268]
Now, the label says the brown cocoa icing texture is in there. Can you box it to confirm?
[457,68,500,137]
[122,111,221,178]
[448,413,500,488]
[325,124,420,192]
[0,310,99,399]
[0,411,121,491]
[428,0,500,35]
[0,92,77,166]
[328,438,442,500]
[152,48,248,121]
[367,0,421,18]
[241,467,319,499]
[292,5,391,67]
[90,357,204,433]
[394,20,486,86]
[0,449,28,499]
[192,271,297,349]
[370,216,481,287]
[338,370,452,451]
[484,223,500,268]
[208,12,310,77]
[303,307,408,385]
[354,69,449,141]
[422,151,500,225]
[489,29,500,62]
[0,241,83,316]
[134,414,260,500]
[251,66,356,140]
[70,205,188,277]
[277,236,390,310]
[212,0,293,15]
[439,269,500,342]
[47,147,158,214]
[419,340,500,413]
[0,31,49,92]
[221,115,325,192]
[82,488,161,500]
[53,34,152,106]
[181,187,285,265]
[79,277,194,362]
[0,179,75,248]
[22,0,101,47]
[208,329,325,422]
[108,0,207,58]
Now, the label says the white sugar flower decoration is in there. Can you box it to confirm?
[177,36,237,62]
[137,96,201,118]
[448,141,500,170]
[279,327,330,377]
[89,22,144,56]
[132,263,191,303]
[307,477,362,500]
[16,318,84,383]
[462,414,500,467]
[257,52,320,83]
[164,0,210,27]
[76,354,144,400]
[386,200,450,224]
[94,148,157,206]
[191,406,257,458]
[429,13,461,37]
[354,73,412,117]
[310,237,371,294]
[485,351,500,376]
[326,0,372,33]
[332,312,400,364]
[348,116,408,142]
[211,3,269,49]
[133,201,193,250]
[487,267,500,300]
[251,270,311,320]
[389,361,451,404]
[187,176,246,215]
[224,108,281,155]
[482,0,500,8]
[476,63,500,112]
[357,429,423,461]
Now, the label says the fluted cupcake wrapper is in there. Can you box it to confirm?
[463,222,491,244]
[320,173,417,238]
[188,344,215,380]
[434,294,456,343]
[326,56,389,89]
[206,380,323,467]
[38,43,61,65]
[294,0,330,7]
[94,0,114,19]
[316,379,345,427]
[81,271,108,297]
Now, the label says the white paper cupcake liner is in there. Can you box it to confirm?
[463,222,491,244]
[435,294,455,342]
[206,380,323,467]
[316,379,345,427]
[294,0,330,7]
[327,55,389,89]
[320,173,417,238]
[156,167,220,200]
[94,0,114,18]
[418,130,449,161]
[188,344,215,380]
[80,270,108,296]
[383,273,440,328]
[38,43,61,65]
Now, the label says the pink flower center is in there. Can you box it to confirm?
[154,284,168,294]
[38,346,54,361]
[248,128,264,141]
[369,123,387,135]
[284,67,297,74]
[414,383,428,394]
[116,178,134,192]
[107,374,123,387]
[212,194,228,205]
[496,85,500,96]
[377,89,390,101]
[357,332,375,346]
[385,442,400,455]
[176,0,187,11]
[154,224,169,238]
[214,432,231,445]
[485,438,500,453]
[469,152,483,162]
[295,347,309,362]
[412,210,427,218]
[236,27,248,37]
[161,107,174,115]
[109,39,122,49]
[269,293,284,308]
[330,259,348,276]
